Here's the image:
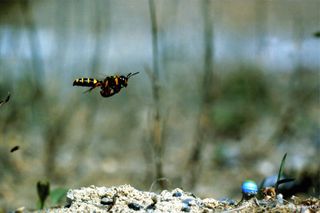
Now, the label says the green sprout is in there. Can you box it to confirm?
[36,180,68,209]
[50,188,68,206]
[258,153,295,198]
[37,181,50,209]
[275,153,294,194]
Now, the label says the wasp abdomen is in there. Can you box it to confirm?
[73,78,100,87]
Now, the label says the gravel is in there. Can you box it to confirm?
[41,184,319,212]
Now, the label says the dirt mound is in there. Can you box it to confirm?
[46,185,319,212]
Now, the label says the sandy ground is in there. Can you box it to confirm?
[26,184,320,213]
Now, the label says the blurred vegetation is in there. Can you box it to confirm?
[36,180,67,209]
[210,67,270,138]
[0,0,319,211]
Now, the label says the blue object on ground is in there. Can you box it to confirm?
[242,180,258,196]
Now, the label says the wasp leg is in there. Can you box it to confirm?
[83,82,102,94]
[83,86,97,93]
[100,87,117,97]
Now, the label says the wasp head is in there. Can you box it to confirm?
[119,72,139,87]
[119,76,128,87]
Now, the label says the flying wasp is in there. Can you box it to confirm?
[73,72,139,97]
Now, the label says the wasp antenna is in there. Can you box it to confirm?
[127,72,140,78]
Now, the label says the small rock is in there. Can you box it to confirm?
[277,194,284,205]
[172,191,182,197]
[146,203,156,211]
[219,198,236,205]
[181,202,191,212]
[128,202,143,211]
[182,198,196,206]
[100,197,113,205]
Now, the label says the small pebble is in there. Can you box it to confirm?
[181,198,197,212]
[146,195,157,211]
[146,203,156,211]
[182,198,194,206]
[277,194,284,205]
[128,202,142,211]
[100,197,113,205]
[257,200,268,206]
[219,198,236,205]
[181,202,191,212]
[172,191,182,197]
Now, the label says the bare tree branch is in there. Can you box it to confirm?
[186,0,214,190]
[148,0,167,190]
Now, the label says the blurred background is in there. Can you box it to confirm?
[0,0,319,210]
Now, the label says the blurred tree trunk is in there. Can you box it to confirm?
[186,0,214,190]
[73,0,109,175]
[20,1,58,179]
[148,0,167,190]
[53,1,70,71]
[44,109,73,181]
[20,0,68,181]
[20,0,44,89]
[271,4,304,143]
[160,0,179,81]
[42,1,75,181]
[255,0,268,60]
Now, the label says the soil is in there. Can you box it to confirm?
[29,184,320,212]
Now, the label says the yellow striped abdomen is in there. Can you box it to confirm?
[73,78,99,87]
